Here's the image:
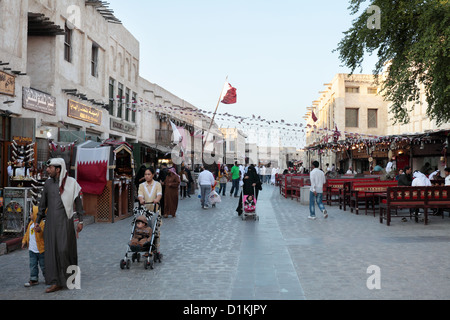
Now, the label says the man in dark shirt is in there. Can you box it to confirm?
[398,166,413,186]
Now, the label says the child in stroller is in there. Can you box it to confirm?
[244,194,256,213]
[241,192,259,220]
[120,204,163,270]
[129,215,152,252]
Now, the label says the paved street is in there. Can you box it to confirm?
[1,183,450,300]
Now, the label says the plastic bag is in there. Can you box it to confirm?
[209,191,221,204]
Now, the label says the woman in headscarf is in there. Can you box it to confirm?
[163,167,180,218]
[236,164,261,216]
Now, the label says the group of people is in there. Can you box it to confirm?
[397,166,450,186]
[306,161,450,222]
[22,158,188,294]
[196,162,263,215]
[135,162,195,218]
[22,158,84,293]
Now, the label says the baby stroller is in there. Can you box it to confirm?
[120,202,163,270]
[241,186,259,221]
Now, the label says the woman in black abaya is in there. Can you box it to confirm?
[236,164,261,216]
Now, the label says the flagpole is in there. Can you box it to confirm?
[202,76,228,164]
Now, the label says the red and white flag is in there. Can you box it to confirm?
[220,82,237,104]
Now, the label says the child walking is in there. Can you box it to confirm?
[22,206,45,287]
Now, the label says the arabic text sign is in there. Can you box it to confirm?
[23,87,56,115]
[0,70,15,96]
[68,99,102,125]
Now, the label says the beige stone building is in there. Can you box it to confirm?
[0,0,223,188]
[304,73,390,172]
[220,128,247,165]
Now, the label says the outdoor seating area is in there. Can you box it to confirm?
[380,186,450,226]
[277,173,450,226]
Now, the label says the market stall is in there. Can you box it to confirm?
[74,139,135,223]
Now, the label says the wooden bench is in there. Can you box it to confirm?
[280,174,309,199]
[290,176,304,200]
[349,181,399,215]
[325,178,380,207]
[379,186,450,226]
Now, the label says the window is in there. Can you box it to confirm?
[368,87,378,94]
[132,92,137,123]
[125,88,130,121]
[368,109,378,128]
[117,83,123,118]
[229,141,235,152]
[345,108,359,127]
[108,78,115,115]
[91,44,99,77]
[345,87,359,93]
[64,24,72,62]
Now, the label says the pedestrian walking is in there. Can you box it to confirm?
[179,168,189,199]
[181,162,193,198]
[198,166,215,209]
[308,160,328,220]
[137,167,162,251]
[34,158,84,293]
[22,206,45,288]
[229,161,241,198]
[157,163,168,215]
[163,167,180,218]
[138,167,162,211]
[236,164,261,216]
[218,166,228,196]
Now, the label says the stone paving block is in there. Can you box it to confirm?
[1,184,450,300]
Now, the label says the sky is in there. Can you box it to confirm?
[107,0,378,145]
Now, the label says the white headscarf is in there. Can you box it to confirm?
[412,171,432,187]
[47,158,82,219]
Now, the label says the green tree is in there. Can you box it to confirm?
[336,0,450,125]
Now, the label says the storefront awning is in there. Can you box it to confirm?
[140,142,172,155]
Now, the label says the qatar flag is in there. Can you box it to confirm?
[220,82,237,104]
[76,147,110,195]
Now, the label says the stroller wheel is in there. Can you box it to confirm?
[132,252,137,263]
[126,259,131,269]
[137,253,141,262]
[120,259,126,270]
[145,259,154,270]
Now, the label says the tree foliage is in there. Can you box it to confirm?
[336,0,450,125]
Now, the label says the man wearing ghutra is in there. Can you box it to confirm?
[34,158,84,293]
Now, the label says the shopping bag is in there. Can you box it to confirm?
[209,191,221,204]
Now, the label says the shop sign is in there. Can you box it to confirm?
[0,70,15,96]
[68,99,102,125]
[110,118,136,135]
[12,136,33,144]
[22,87,56,115]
